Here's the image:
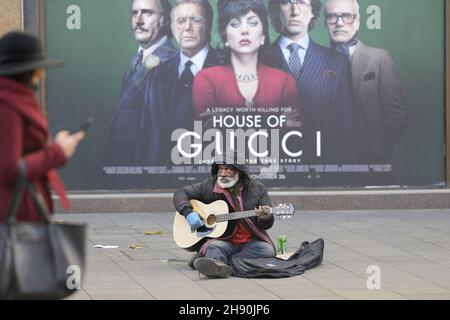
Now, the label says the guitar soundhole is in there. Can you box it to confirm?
[206,214,217,226]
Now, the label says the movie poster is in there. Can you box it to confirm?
[43,0,446,190]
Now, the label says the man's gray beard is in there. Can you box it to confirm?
[217,174,239,189]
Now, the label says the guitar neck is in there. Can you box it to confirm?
[215,209,258,223]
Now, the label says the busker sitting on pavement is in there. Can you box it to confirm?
[173,153,276,278]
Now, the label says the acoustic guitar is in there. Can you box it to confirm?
[173,200,295,251]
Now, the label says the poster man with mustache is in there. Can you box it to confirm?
[102,0,177,188]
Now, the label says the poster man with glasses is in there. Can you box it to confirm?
[324,0,408,183]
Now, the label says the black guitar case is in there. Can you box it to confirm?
[230,238,324,278]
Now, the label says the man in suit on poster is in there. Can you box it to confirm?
[269,0,358,181]
[324,0,408,167]
[141,0,221,170]
[102,0,177,186]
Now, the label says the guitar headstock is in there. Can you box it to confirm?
[270,203,295,219]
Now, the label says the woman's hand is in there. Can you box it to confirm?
[55,130,85,159]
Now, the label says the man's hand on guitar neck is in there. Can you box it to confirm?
[186,212,204,229]
[255,205,272,221]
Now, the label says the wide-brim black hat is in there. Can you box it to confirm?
[0,31,64,76]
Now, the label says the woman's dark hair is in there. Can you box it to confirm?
[5,71,35,86]
[216,0,281,68]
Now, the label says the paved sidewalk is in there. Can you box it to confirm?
[59,209,450,300]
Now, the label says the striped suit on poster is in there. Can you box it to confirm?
[272,38,359,173]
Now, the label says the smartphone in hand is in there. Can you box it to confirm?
[75,117,94,134]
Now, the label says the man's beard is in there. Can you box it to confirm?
[217,174,239,189]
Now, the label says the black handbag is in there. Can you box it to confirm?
[0,160,86,300]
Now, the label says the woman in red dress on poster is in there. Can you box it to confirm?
[193,0,302,123]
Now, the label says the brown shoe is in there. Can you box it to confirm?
[194,258,232,278]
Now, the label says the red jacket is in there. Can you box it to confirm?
[0,78,68,222]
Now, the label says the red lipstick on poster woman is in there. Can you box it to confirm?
[239,39,251,45]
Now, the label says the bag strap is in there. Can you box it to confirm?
[6,159,28,223]
[6,159,51,224]
[26,183,52,223]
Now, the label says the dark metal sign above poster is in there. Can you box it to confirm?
[40,0,445,190]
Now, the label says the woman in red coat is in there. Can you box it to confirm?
[0,31,84,222]
[193,0,302,123]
